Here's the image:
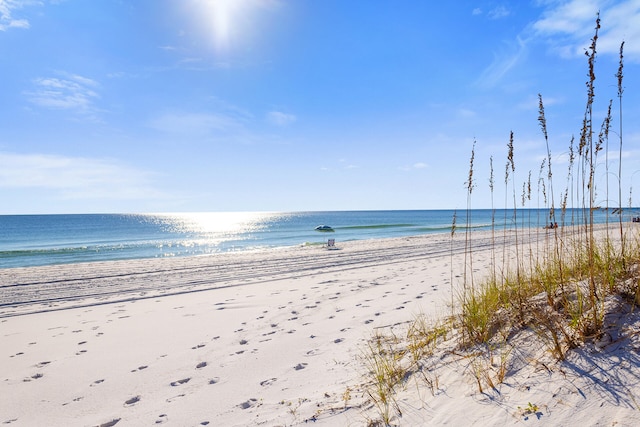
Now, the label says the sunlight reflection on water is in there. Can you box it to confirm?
[147,211,287,243]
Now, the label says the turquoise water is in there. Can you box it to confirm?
[0,209,627,269]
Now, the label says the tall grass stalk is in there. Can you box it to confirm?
[463,141,476,310]
[584,13,602,334]
[617,41,626,266]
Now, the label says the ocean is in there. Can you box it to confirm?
[0,209,626,269]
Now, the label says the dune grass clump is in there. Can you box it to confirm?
[454,14,639,363]
[362,317,448,426]
[361,15,640,425]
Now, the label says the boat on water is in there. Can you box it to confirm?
[315,225,334,232]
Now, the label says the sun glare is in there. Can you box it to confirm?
[183,0,278,54]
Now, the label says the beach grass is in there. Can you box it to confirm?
[362,14,640,425]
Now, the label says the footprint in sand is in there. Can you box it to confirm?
[91,379,105,387]
[166,394,185,403]
[238,398,258,409]
[334,338,344,344]
[208,378,220,385]
[23,373,43,382]
[170,378,190,387]
[259,378,277,386]
[154,414,168,424]
[124,396,140,407]
[294,363,308,370]
[131,365,148,372]
[196,362,207,369]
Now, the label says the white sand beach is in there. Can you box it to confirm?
[2,230,640,426]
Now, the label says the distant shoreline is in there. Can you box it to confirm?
[1,208,632,269]
[1,223,622,316]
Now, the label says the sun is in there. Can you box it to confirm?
[181,0,279,54]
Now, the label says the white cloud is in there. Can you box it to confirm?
[400,162,428,171]
[533,0,640,60]
[25,73,100,112]
[472,5,510,19]
[266,111,296,126]
[488,6,511,19]
[534,0,601,35]
[478,1,640,88]
[0,152,162,200]
[0,0,35,31]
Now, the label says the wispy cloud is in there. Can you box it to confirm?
[266,111,296,126]
[148,112,246,136]
[476,36,528,88]
[0,152,163,200]
[478,0,640,89]
[0,0,35,31]
[400,162,428,171]
[25,72,101,114]
[471,5,511,19]
[533,0,640,59]
[488,5,511,19]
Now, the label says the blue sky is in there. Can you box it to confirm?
[1,0,640,214]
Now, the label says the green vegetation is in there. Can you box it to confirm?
[362,14,640,426]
